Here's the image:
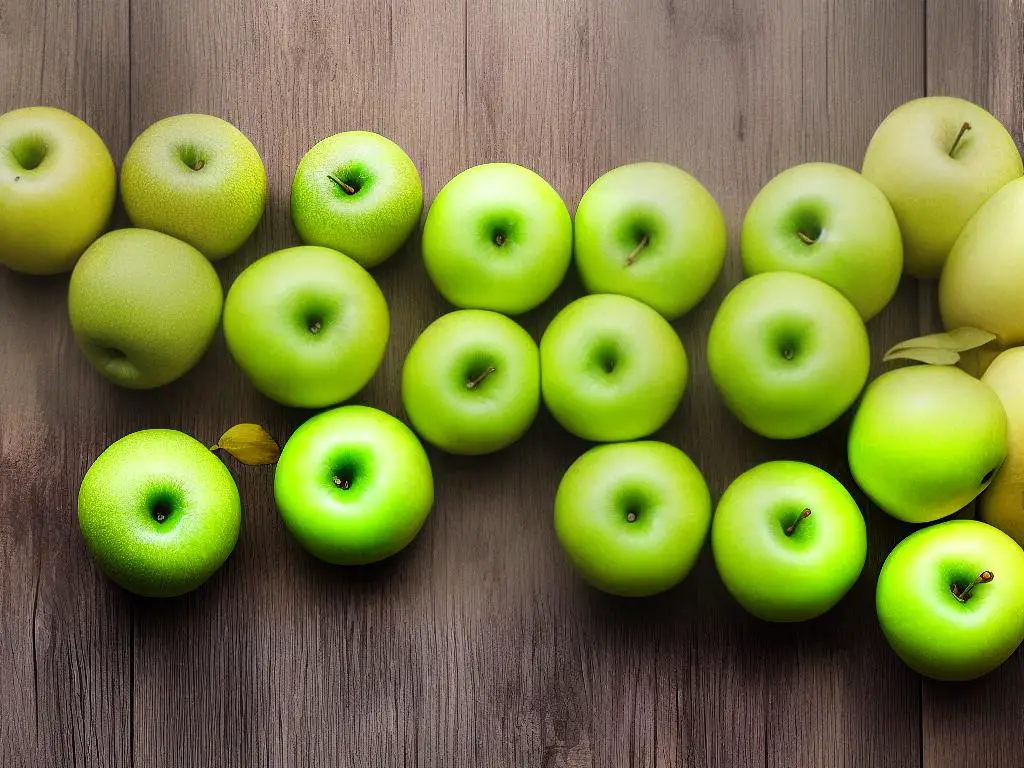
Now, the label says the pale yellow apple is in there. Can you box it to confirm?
[940,176,1024,376]
[980,347,1024,546]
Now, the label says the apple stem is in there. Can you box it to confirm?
[625,235,649,266]
[949,122,972,157]
[626,511,638,523]
[952,570,994,601]
[797,230,815,245]
[192,159,205,171]
[784,507,811,536]
[328,173,357,195]
[466,366,496,390]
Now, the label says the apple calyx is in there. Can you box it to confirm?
[784,507,811,536]
[333,475,352,490]
[951,570,994,602]
[328,173,357,195]
[494,233,506,247]
[466,366,496,390]
[949,122,972,157]
[625,235,649,267]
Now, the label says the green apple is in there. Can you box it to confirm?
[422,163,572,315]
[68,229,223,389]
[121,113,267,261]
[401,309,539,455]
[223,245,389,408]
[540,294,687,442]
[554,441,711,597]
[291,130,422,268]
[707,272,870,439]
[741,162,903,321]
[274,405,434,565]
[862,96,1022,279]
[573,162,727,320]
[939,177,1024,372]
[711,461,867,622]
[78,429,241,597]
[0,106,116,274]
[848,365,1007,524]
[876,519,1024,681]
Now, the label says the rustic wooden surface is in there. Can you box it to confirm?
[1,0,1022,765]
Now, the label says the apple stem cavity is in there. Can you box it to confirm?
[952,570,994,602]
[328,173,357,195]
[625,235,649,267]
[949,122,972,157]
[784,507,811,536]
[466,366,496,390]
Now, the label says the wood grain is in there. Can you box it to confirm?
[2,0,1024,765]
[922,3,1024,766]
[0,0,134,766]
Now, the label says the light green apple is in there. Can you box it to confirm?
[707,272,870,439]
[0,106,116,274]
[223,245,389,408]
[121,113,267,261]
[573,162,727,320]
[401,309,539,455]
[848,364,1007,523]
[274,405,434,565]
[291,130,422,268]
[939,176,1024,373]
[540,294,687,442]
[78,429,241,597]
[422,163,572,315]
[741,162,903,321]
[862,96,1022,279]
[877,519,1024,681]
[68,229,223,389]
[712,461,867,622]
[554,441,711,597]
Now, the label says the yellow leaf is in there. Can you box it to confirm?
[210,423,280,466]
[884,327,996,358]
[882,347,962,365]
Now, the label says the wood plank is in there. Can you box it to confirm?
[922,3,1024,766]
[0,0,133,765]
[126,0,467,764]
[461,0,925,765]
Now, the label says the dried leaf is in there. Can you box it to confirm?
[882,346,962,365]
[210,423,280,466]
[884,327,996,357]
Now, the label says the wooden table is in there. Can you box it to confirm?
[2,0,1021,765]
